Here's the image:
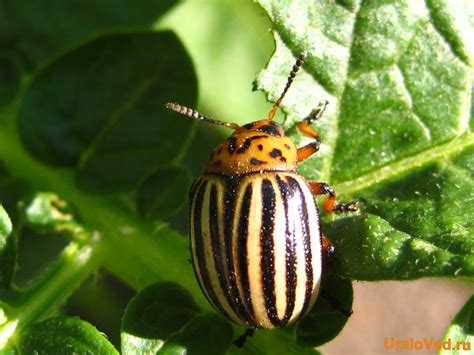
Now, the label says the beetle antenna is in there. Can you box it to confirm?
[165,103,240,130]
[268,51,307,120]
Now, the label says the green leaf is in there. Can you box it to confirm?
[17,316,118,354]
[0,51,21,106]
[0,162,31,225]
[441,295,474,354]
[0,204,14,288]
[18,31,197,193]
[295,274,353,347]
[122,282,233,354]
[137,165,192,220]
[256,0,474,280]
[0,0,176,68]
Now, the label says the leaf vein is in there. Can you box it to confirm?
[395,64,432,141]
[334,133,474,196]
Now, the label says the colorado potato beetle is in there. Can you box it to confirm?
[166,52,358,329]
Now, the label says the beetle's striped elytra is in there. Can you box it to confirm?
[190,172,321,329]
[166,52,359,329]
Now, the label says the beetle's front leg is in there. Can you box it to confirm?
[296,100,327,163]
[308,181,360,214]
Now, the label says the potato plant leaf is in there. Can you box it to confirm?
[18,31,197,193]
[256,0,473,281]
[295,274,353,347]
[441,295,474,355]
[136,165,192,220]
[122,282,233,355]
[0,0,176,68]
[17,317,118,354]
[0,51,21,106]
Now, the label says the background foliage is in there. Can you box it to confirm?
[0,0,472,354]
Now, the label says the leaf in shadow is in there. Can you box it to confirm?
[18,31,197,193]
[0,0,177,68]
[295,274,353,347]
[0,50,22,105]
[121,282,233,355]
[137,165,192,220]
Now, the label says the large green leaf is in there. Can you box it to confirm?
[17,317,118,354]
[18,31,197,193]
[256,0,473,280]
[0,0,176,68]
[121,282,233,355]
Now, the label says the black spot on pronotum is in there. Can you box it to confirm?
[236,138,251,154]
[269,148,282,158]
[250,158,266,166]
[250,135,269,141]
[258,124,282,137]
[243,122,255,129]
[284,144,291,150]
[227,137,237,154]
[257,144,263,151]
[280,157,287,163]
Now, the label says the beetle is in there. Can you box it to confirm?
[165,52,358,329]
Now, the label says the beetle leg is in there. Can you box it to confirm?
[319,288,353,317]
[321,234,335,258]
[308,181,360,214]
[321,234,335,275]
[319,235,352,317]
[233,328,255,348]
[296,100,328,162]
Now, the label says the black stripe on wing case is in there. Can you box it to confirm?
[287,176,314,317]
[261,178,283,326]
[208,184,234,317]
[223,179,251,323]
[276,175,297,325]
[192,181,231,319]
[236,183,255,324]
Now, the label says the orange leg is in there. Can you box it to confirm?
[308,181,360,214]
[296,101,327,163]
[321,234,335,276]
[321,234,335,257]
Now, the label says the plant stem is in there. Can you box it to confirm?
[0,105,208,308]
[0,240,97,347]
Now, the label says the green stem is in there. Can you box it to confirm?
[0,105,207,307]
[0,239,97,347]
